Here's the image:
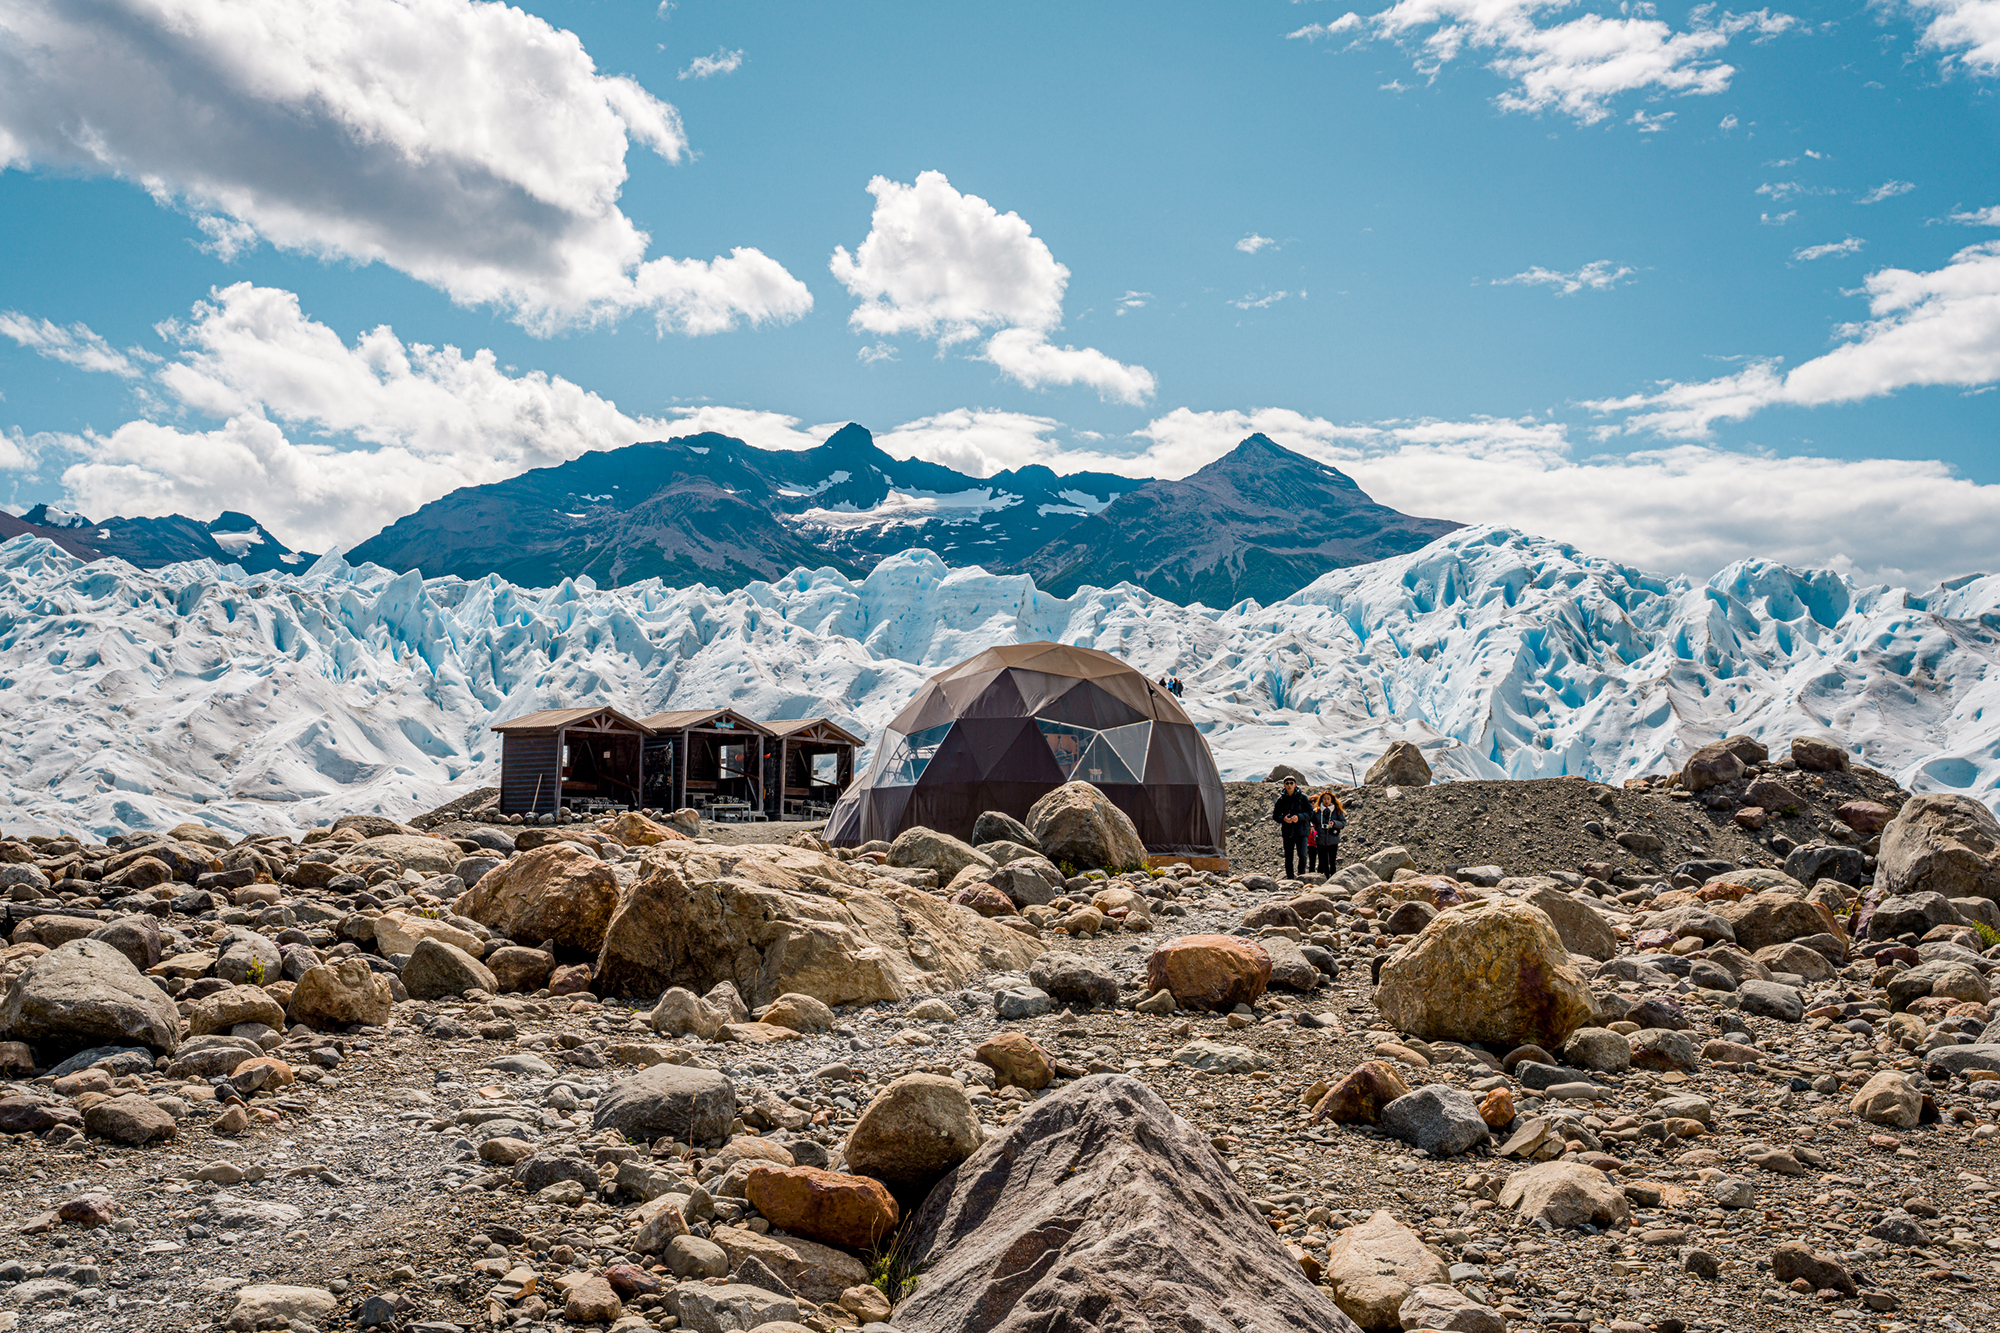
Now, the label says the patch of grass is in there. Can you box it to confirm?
[244,958,268,986]
[1975,922,2000,950]
[1056,859,1080,879]
[869,1226,929,1302]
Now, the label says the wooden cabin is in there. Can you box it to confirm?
[760,718,862,820]
[492,707,651,816]
[639,709,774,818]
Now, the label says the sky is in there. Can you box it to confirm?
[1,0,1998,587]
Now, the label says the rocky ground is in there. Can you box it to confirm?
[2,737,1998,1333]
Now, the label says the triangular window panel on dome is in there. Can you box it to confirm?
[1097,720,1152,781]
[873,722,953,787]
[1033,717,1151,785]
[1033,719,1094,780]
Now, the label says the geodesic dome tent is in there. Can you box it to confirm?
[825,642,1226,855]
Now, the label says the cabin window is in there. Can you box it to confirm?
[812,753,839,784]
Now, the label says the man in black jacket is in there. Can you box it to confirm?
[1271,776,1312,879]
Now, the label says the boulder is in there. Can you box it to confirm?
[400,938,497,1001]
[648,987,726,1040]
[1791,736,1850,772]
[185,985,287,1037]
[1496,1160,1630,1228]
[86,917,162,972]
[285,959,392,1028]
[975,1032,1054,1090]
[1519,882,1618,961]
[1850,1070,1922,1128]
[1145,935,1272,1012]
[228,1285,336,1331]
[1324,1210,1447,1328]
[895,1074,1358,1333]
[1869,891,1961,941]
[1752,942,1835,982]
[1373,900,1593,1048]
[1838,800,1894,835]
[1769,1242,1859,1298]
[842,1072,983,1198]
[888,828,994,882]
[1744,778,1805,814]
[1784,843,1870,889]
[350,833,459,877]
[592,1064,736,1148]
[453,843,620,952]
[1311,1061,1411,1125]
[705,1227,870,1307]
[1028,951,1119,1009]
[743,1166,898,1250]
[0,939,182,1056]
[758,993,835,1033]
[1262,936,1323,991]
[1378,1085,1490,1157]
[592,843,1039,1006]
[1025,782,1148,872]
[1737,979,1804,1022]
[1713,891,1838,952]
[1398,1284,1505,1333]
[214,931,282,986]
[986,860,1063,907]
[601,811,688,847]
[1877,794,2000,902]
[971,810,1038,850]
[83,1093,176,1145]
[484,945,555,993]
[1560,1027,1632,1073]
[370,910,480,960]
[1364,741,1432,788]
[1680,742,1745,793]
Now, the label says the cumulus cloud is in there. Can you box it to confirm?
[1630,109,1676,132]
[657,406,841,452]
[828,171,1154,404]
[1494,260,1634,294]
[679,48,743,79]
[875,410,1070,477]
[0,314,146,377]
[1909,0,2000,72]
[1296,2,1796,124]
[45,284,688,549]
[1950,205,2000,225]
[1793,237,1864,261]
[1590,241,2000,436]
[0,0,809,336]
[1859,180,1917,204]
[1236,234,1277,253]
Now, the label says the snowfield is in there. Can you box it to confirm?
[2,524,1996,837]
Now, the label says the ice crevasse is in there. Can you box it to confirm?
[1,523,1996,836]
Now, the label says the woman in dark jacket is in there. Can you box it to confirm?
[1312,792,1346,874]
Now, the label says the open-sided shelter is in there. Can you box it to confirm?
[492,707,651,816]
[824,642,1226,855]
[639,708,773,815]
[760,718,863,820]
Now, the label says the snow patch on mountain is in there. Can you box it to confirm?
[1,524,1995,838]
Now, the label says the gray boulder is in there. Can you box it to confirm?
[1026,782,1148,872]
[1378,1085,1490,1157]
[1784,843,1869,889]
[592,1065,735,1148]
[972,810,1038,851]
[895,1074,1359,1333]
[1868,892,1961,941]
[1365,741,1432,787]
[0,939,182,1056]
[1736,979,1804,1022]
[1028,951,1119,1009]
[888,827,994,882]
[400,938,497,1001]
[215,931,282,986]
[1877,794,2000,902]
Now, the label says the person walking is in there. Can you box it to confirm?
[1271,775,1312,879]
[1312,791,1347,874]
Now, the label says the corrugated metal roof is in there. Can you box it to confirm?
[764,717,865,746]
[638,708,773,735]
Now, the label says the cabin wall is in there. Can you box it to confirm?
[499,733,560,815]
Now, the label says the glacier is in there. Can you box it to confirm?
[1,524,1997,839]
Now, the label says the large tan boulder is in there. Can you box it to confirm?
[843,1072,983,1196]
[454,844,621,952]
[1324,1210,1447,1327]
[1025,782,1147,872]
[1850,1070,1922,1128]
[372,910,483,959]
[1364,741,1432,788]
[1713,891,1842,952]
[1680,741,1745,793]
[1145,935,1271,1012]
[888,828,993,882]
[1496,1160,1631,1229]
[1877,794,2000,902]
[1515,881,1618,961]
[600,811,689,848]
[0,938,183,1055]
[1374,899,1592,1048]
[593,844,1041,1005]
[186,985,288,1036]
[343,834,459,878]
[286,959,392,1028]
[1792,735,1851,772]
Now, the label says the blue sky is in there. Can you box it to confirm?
[2,0,1998,584]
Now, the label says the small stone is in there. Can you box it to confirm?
[561,1275,622,1324]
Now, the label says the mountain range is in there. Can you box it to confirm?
[2,428,1457,607]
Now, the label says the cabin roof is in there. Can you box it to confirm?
[763,717,865,747]
[490,706,651,735]
[638,707,773,735]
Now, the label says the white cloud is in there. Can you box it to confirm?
[47,284,690,549]
[875,410,1069,477]
[1859,180,1916,204]
[1950,205,2000,225]
[1630,109,1676,132]
[1757,180,1802,201]
[1909,0,2000,72]
[679,48,743,80]
[0,313,145,377]
[1720,113,1739,129]
[828,171,1154,404]
[1590,240,2000,436]
[857,342,898,364]
[1236,233,1277,253]
[1116,291,1152,315]
[659,407,840,452]
[1311,2,1796,125]
[0,0,809,336]
[1793,237,1864,261]
[1760,210,1796,225]
[1231,290,1293,310]
[1494,260,1634,294]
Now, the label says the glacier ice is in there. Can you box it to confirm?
[1,523,1996,838]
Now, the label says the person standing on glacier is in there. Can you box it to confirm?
[1271,776,1312,879]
